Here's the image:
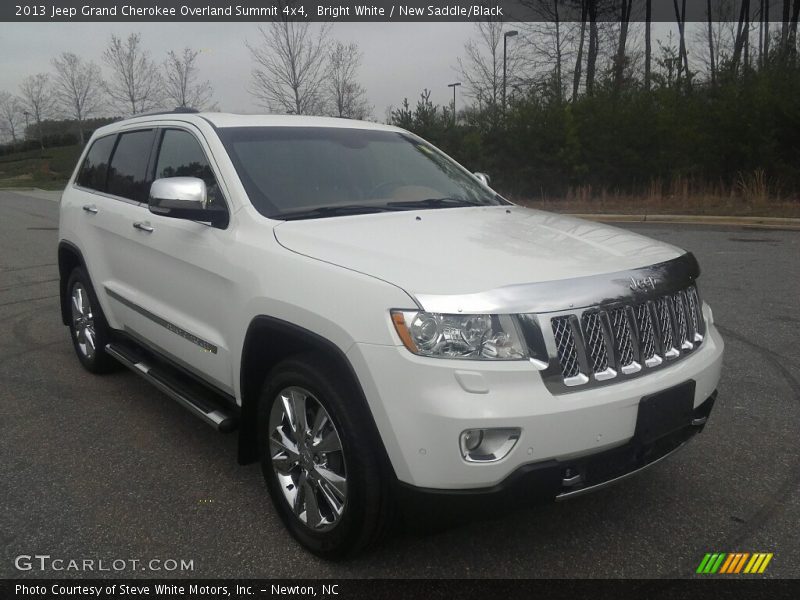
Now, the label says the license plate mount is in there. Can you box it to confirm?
[634,380,696,445]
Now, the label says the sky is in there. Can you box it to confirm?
[0,22,482,120]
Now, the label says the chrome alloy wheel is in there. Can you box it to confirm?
[269,386,348,531]
[70,282,96,360]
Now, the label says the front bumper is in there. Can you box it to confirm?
[347,314,723,490]
[396,391,716,515]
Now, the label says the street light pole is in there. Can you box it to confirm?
[503,30,518,112]
[447,82,461,126]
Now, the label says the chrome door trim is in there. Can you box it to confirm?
[105,287,218,354]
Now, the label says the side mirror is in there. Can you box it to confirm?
[149,177,228,228]
[473,172,491,187]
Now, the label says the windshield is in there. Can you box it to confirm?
[217,126,505,219]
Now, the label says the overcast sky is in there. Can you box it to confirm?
[0,22,484,119]
[0,21,688,124]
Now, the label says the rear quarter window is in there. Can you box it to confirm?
[76,134,117,191]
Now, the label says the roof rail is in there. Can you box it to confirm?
[128,107,200,118]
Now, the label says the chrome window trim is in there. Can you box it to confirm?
[413,253,700,315]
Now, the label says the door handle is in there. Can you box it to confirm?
[133,222,154,233]
[82,204,98,214]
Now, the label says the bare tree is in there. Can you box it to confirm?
[103,33,163,115]
[613,0,634,92]
[673,0,692,87]
[163,48,215,109]
[573,0,588,101]
[0,91,23,144]
[247,21,331,115]
[51,52,104,145]
[19,73,55,149]
[521,1,576,102]
[457,20,523,115]
[327,41,370,119]
[645,0,652,90]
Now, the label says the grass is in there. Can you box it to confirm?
[512,176,800,219]
[0,144,82,190]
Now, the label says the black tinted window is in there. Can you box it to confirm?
[76,135,116,191]
[155,129,222,207]
[107,130,155,202]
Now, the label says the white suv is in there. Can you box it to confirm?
[58,111,724,557]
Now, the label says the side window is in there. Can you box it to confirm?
[76,135,116,192]
[106,130,155,203]
[155,129,223,207]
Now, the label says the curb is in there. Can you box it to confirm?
[569,213,800,230]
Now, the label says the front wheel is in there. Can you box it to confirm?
[257,355,393,558]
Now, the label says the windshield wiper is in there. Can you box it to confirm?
[275,204,399,221]
[385,197,487,210]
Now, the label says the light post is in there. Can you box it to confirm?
[447,82,461,126]
[23,110,30,136]
[503,30,518,112]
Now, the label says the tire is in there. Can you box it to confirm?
[257,354,393,559]
[66,267,120,374]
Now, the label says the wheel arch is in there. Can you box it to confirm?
[237,315,394,478]
[58,240,87,326]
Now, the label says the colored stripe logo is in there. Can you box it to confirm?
[696,552,773,574]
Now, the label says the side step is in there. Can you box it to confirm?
[106,342,237,432]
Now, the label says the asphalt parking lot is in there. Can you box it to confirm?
[1,189,798,579]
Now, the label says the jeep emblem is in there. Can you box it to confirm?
[629,276,657,291]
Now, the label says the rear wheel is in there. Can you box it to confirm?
[66,267,119,374]
[257,355,392,558]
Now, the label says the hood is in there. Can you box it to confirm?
[273,206,685,297]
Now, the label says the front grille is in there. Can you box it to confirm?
[547,284,704,388]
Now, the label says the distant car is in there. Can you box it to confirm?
[58,111,723,558]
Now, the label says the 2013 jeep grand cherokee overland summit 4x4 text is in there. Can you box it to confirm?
[58,112,723,558]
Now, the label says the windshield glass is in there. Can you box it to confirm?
[217,126,504,219]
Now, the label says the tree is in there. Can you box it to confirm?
[103,33,163,115]
[645,0,653,90]
[457,20,523,123]
[327,41,370,119]
[19,73,55,149]
[247,21,331,115]
[51,52,104,145]
[0,92,23,144]
[163,48,215,109]
[613,0,634,92]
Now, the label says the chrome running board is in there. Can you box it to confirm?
[106,342,237,432]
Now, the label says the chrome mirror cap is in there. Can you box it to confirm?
[149,177,207,210]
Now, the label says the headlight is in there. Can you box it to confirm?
[390,310,527,360]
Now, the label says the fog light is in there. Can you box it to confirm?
[459,428,521,463]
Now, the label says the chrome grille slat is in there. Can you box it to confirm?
[673,291,689,348]
[610,307,635,367]
[545,283,704,391]
[656,297,678,357]
[634,303,656,361]
[686,285,703,341]
[551,316,580,379]
[581,312,609,373]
